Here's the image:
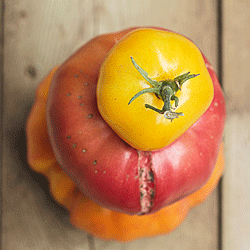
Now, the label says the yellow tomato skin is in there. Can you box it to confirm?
[97,28,214,151]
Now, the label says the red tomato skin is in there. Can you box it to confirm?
[152,56,226,212]
[46,28,226,215]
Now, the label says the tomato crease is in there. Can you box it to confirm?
[137,150,155,215]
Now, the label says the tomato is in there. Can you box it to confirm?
[97,28,214,151]
[45,27,226,215]
[26,77,225,241]
[26,69,224,241]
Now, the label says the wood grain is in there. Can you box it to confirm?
[0,1,4,248]
[2,1,222,249]
[222,0,250,249]
[3,1,94,249]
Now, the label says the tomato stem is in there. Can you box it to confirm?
[128,57,199,121]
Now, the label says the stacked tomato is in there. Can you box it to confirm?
[27,28,226,241]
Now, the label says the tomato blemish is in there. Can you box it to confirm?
[137,151,155,215]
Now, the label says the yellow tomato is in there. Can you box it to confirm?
[97,28,214,151]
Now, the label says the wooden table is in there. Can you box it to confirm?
[2,1,250,249]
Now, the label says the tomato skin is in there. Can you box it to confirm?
[46,28,226,215]
[151,56,225,211]
[97,28,214,151]
[47,29,142,214]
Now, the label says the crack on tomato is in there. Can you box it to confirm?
[137,151,155,215]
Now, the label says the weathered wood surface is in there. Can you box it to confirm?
[222,1,250,250]
[2,0,249,249]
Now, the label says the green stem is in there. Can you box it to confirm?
[128,88,159,105]
[130,56,159,88]
[128,57,199,121]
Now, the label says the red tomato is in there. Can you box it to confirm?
[46,28,226,215]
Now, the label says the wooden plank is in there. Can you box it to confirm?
[0,0,4,248]
[222,1,250,249]
[3,1,95,249]
[3,0,220,249]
